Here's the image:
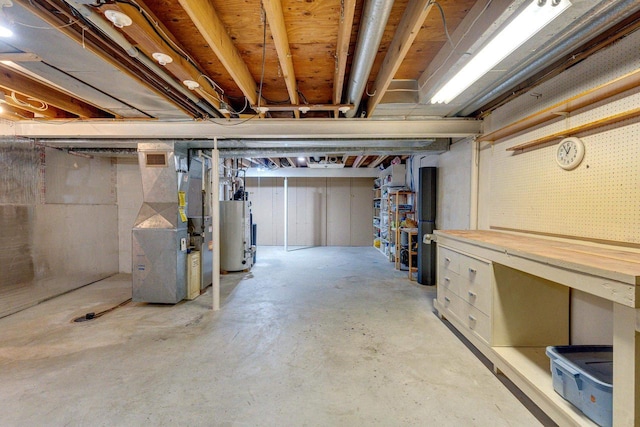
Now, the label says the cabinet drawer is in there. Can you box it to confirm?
[460,300,491,345]
[459,277,491,316]
[458,253,491,285]
[437,287,460,315]
[438,246,460,274]
[438,270,460,296]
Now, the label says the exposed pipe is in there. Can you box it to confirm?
[63,0,222,118]
[457,0,640,116]
[344,0,395,118]
[284,177,288,252]
[212,138,220,311]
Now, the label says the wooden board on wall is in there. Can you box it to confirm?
[246,176,372,247]
[327,178,351,246]
[350,178,374,246]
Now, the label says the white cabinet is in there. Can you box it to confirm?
[433,230,640,427]
[437,246,492,344]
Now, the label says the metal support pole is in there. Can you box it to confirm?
[212,138,221,311]
[284,177,288,252]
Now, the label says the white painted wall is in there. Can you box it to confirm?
[409,139,472,230]
[245,177,373,247]
[476,28,640,345]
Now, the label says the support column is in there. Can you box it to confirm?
[612,303,640,425]
[212,138,220,311]
[284,177,288,252]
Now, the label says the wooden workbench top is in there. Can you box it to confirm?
[435,230,640,286]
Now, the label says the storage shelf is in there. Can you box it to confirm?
[492,347,596,426]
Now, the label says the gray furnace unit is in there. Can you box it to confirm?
[132,142,189,303]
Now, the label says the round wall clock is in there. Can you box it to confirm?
[556,137,585,170]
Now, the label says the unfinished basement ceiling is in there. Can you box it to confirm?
[0,0,639,168]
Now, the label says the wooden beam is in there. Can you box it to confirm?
[0,64,106,118]
[3,92,69,118]
[252,103,354,112]
[262,0,299,118]
[507,107,640,151]
[0,103,34,120]
[352,155,366,168]
[100,2,225,114]
[178,0,259,105]
[367,0,434,116]
[286,157,297,168]
[333,0,356,105]
[0,53,41,62]
[342,155,350,165]
[480,67,640,143]
[368,155,387,168]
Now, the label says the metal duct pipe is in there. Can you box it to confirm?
[457,0,640,117]
[63,0,221,118]
[344,0,395,118]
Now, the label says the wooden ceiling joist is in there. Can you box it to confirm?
[333,0,357,106]
[0,65,106,118]
[367,0,435,116]
[99,2,225,114]
[3,93,69,118]
[262,0,299,118]
[352,155,366,168]
[368,155,387,169]
[178,0,260,106]
[286,157,297,168]
[0,103,34,121]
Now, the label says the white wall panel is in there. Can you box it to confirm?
[480,29,640,245]
[116,159,143,273]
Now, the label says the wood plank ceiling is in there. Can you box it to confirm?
[2,0,475,122]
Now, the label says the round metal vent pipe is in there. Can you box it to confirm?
[456,0,640,117]
[344,0,395,118]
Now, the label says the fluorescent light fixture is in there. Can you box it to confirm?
[431,0,571,104]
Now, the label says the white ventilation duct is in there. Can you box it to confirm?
[344,0,395,118]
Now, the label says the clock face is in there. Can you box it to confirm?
[556,137,585,170]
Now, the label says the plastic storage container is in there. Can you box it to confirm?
[545,345,613,427]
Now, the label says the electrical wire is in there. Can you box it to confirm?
[419,0,494,91]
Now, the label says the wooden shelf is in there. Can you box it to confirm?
[492,347,596,426]
[478,67,640,144]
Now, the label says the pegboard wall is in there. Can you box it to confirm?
[481,29,640,245]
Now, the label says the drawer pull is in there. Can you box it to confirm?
[445,257,451,263]
[444,277,450,283]
[444,296,451,303]
[468,267,477,274]
[468,291,477,298]
[468,315,476,322]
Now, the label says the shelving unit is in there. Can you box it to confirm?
[401,227,418,280]
[390,191,414,269]
[434,230,640,427]
[373,164,406,261]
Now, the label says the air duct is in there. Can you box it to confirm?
[344,0,395,118]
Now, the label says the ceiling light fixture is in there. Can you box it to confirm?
[0,0,13,37]
[298,106,310,114]
[152,52,173,66]
[183,80,200,90]
[255,106,269,114]
[430,0,571,104]
[104,10,132,28]
[297,157,305,161]
[338,106,351,113]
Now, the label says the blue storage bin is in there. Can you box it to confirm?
[546,345,613,427]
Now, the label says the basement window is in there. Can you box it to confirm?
[145,152,167,167]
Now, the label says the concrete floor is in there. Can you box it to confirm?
[0,246,547,426]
